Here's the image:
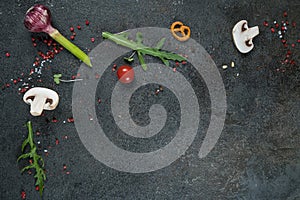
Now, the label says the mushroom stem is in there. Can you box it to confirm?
[245,26,259,40]
[30,96,47,116]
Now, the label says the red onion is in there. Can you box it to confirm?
[24,4,92,67]
[24,4,55,34]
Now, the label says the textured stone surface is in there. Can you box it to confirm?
[0,0,299,199]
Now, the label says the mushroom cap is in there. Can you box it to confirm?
[23,87,59,116]
[232,20,259,53]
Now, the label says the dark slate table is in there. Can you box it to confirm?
[0,0,299,199]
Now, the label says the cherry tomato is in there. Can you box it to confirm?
[117,65,134,83]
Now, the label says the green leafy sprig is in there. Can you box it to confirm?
[53,74,62,84]
[102,31,186,70]
[53,73,83,84]
[17,121,46,197]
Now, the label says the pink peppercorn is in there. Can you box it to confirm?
[52,117,58,123]
[21,191,26,200]
[263,21,269,27]
[271,28,275,33]
[67,117,74,123]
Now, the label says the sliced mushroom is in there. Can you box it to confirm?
[23,87,59,116]
[232,20,259,53]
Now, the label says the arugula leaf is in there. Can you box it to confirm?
[17,153,31,162]
[155,38,166,50]
[136,32,143,45]
[17,121,46,197]
[102,31,186,71]
[137,51,147,71]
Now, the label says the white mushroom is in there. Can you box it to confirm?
[23,87,59,116]
[232,20,259,53]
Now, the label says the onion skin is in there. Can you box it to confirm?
[24,4,55,34]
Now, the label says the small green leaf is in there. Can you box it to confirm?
[54,74,62,84]
[53,74,62,78]
[137,51,147,71]
[124,56,134,62]
[136,32,143,45]
[155,38,166,50]
[54,77,60,84]
[37,155,45,167]
[160,57,170,66]
[21,164,35,173]
[17,153,31,162]
[21,138,29,152]
[34,168,45,180]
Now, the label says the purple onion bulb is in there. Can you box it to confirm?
[23,4,92,67]
[24,4,55,34]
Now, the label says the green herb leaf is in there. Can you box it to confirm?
[17,153,31,162]
[54,78,60,84]
[17,121,46,196]
[155,38,166,50]
[102,31,186,70]
[160,57,169,66]
[124,56,134,62]
[137,51,147,71]
[53,74,62,84]
[53,74,62,78]
[136,32,143,45]
[21,138,29,152]
[21,164,35,173]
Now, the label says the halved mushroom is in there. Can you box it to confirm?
[232,20,259,53]
[23,87,59,116]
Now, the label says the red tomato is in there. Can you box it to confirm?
[117,65,134,83]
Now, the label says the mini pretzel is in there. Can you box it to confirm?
[170,21,191,41]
